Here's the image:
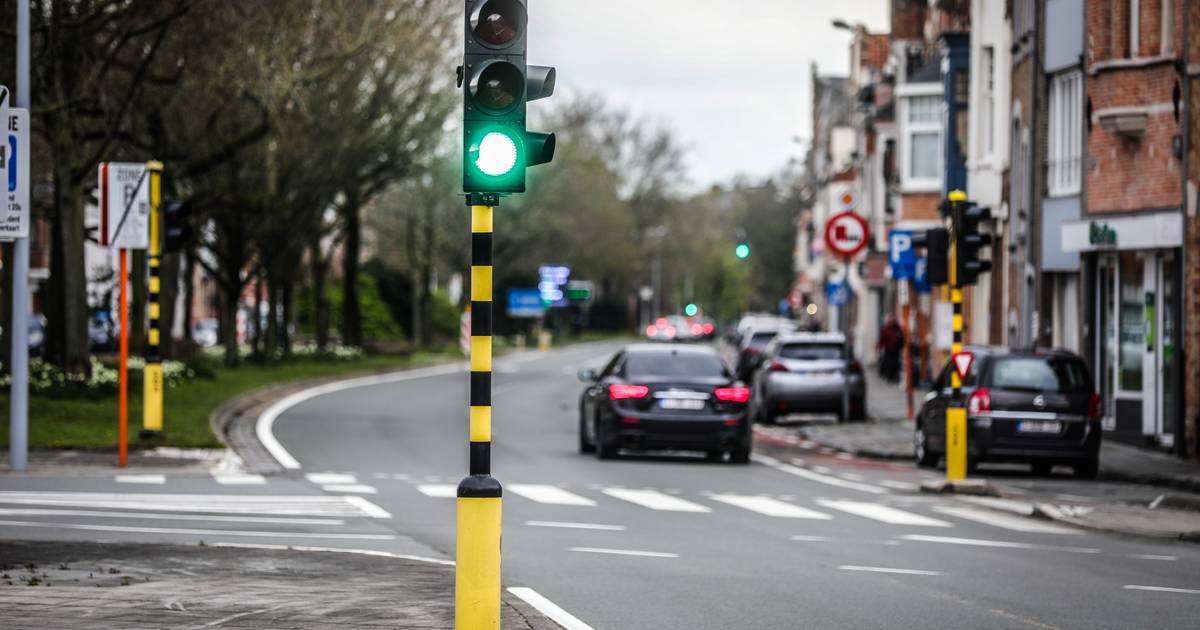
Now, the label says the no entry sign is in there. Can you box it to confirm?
[824,211,869,258]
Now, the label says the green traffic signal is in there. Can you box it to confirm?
[684,303,698,317]
[475,130,519,176]
[735,243,750,259]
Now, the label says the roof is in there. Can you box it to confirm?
[623,343,718,356]
[776,332,847,344]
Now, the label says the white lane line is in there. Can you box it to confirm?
[1128,554,1177,561]
[900,534,1100,554]
[817,500,952,527]
[321,484,378,495]
[752,455,888,495]
[569,547,678,558]
[0,508,344,526]
[115,474,165,484]
[306,473,357,485]
[710,494,833,519]
[211,542,454,566]
[211,472,267,485]
[0,492,390,519]
[1123,585,1200,595]
[507,587,595,630]
[0,520,396,540]
[812,465,834,474]
[343,496,392,519]
[256,362,466,470]
[839,565,943,576]
[838,472,866,481]
[880,480,920,491]
[790,535,831,542]
[932,505,1081,534]
[416,484,458,498]
[508,484,597,506]
[601,488,710,513]
[526,521,625,531]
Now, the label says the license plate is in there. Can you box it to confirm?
[1017,420,1061,434]
[660,399,705,410]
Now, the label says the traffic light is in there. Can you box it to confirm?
[462,0,556,194]
[956,203,993,286]
[735,242,750,259]
[162,199,193,253]
[684,303,698,317]
[911,227,949,286]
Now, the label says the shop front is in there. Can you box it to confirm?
[1063,211,1183,449]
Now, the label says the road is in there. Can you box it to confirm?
[2,341,1199,628]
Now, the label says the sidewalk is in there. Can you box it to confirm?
[0,540,556,629]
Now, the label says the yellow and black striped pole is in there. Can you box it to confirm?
[456,199,502,629]
[945,189,967,480]
[141,160,165,439]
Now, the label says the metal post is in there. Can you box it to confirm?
[901,281,913,421]
[118,249,129,468]
[456,198,502,629]
[8,0,31,472]
[841,257,851,423]
[946,190,968,481]
[141,161,164,438]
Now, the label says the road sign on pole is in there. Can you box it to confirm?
[1,107,28,240]
[888,229,915,280]
[824,211,869,258]
[99,162,151,250]
[951,351,974,382]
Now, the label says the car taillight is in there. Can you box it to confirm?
[702,323,714,334]
[967,388,991,415]
[690,324,703,336]
[655,318,668,328]
[848,360,863,374]
[609,384,649,400]
[769,361,788,372]
[1087,392,1102,422]
[645,325,658,337]
[664,326,677,337]
[714,387,750,403]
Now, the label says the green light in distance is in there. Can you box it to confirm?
[476,131,519,176]
[735,243,750,259]
[684,303,698,317]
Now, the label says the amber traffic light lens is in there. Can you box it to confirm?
[472,0,526,47]
[471,61,524,114]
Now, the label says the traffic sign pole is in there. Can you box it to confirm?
[8,0,30,472]
[118,249,129,468]
[946,190,968,481]
[142,161,165,439]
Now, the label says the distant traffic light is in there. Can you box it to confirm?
[735,242,750,259]
[462,0,556,194]
[162,199,193,253]
[684,303,698,317]
[957,203,993,286]
[912,227,949,286]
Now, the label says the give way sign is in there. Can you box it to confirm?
[824,211,869,258]
[951,351,974,381]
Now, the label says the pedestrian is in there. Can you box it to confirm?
[877,315,903,383]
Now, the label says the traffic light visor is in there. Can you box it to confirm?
[471,0,526,47]
[474,130,520,177]
[470,61,525,115]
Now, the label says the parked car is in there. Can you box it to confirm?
[192,319,219,348]
[734,322,796,381]
[577,343,751,463]
[748,332,865,423]
[913,346,1101,478]
[27,314,46,357]
[89,313,117,352]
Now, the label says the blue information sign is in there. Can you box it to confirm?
[507,288,547,318]
[826,281,850,307]
[888,229,916,280]
[914,257,931,294]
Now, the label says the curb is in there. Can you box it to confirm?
[957,495,1200,542]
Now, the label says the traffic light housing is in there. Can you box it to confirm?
[912,227,949,286]
[462,0,556,194]
[956,203,993,286]
[162,199,193,253]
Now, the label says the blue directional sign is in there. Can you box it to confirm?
[888,229,916,280]
[914,257,931,294]
[507,288,546,318]
[826,281,850,307]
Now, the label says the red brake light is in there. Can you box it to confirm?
[690,324,703,336]
[656,318,668,328]
[1087,392,1102,422]
[769,361,788,372]
[609,384,649,400]
[714,387,750,403]
[967,388,991,415]
[702,323,714,334]
[664,326,677,337]
[848,360,863,373]
[645,325,658,337]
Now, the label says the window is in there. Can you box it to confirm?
[981,46,995,156]
[1117,252,1144,392]
[624,351,727,378]
[1048,70,1082,196]
[779,343,844,361]
[902,93,943,189]
[989,357,1092,393]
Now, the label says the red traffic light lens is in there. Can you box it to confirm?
[470,61,524,114]
[471,0,526,47]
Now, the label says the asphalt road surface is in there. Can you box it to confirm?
[3,341,1199,629]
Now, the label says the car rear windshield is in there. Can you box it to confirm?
[779,343,843,360]
[625,352,727,378]
[988,357,1091,393]
[748,332,778,348]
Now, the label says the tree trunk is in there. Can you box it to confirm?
[265,272,279,361]
[406,203,421,346]
[341,195,362,347]
[251,272,264,358]
[220,276,241,368]
[420,197,435,346]
[159,251,182,358]
[1,242,13,376]
[182,249,196,343]
[46,182,90,375]
[310,239,329,352]
[281,274,294,356]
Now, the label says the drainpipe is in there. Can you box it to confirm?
[1180,0,1191,458]
[1028,2,1041,351]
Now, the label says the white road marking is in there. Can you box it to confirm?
[211,472,267,485]
[0,519,396,540]
[508,484,597,506]
[305,473,357,485]
[839,565,943,576]
[211,542,454,566]
[321,484,377,495]
[880,480,920,491]
[601,488,711,513]
[0,491,389,518]
[1128,554,1178,561]
[342,496,392,519]
[115,474,165,484]
[817,500,952,527]
[569,547,678,558]
[0,508,344,526]
[710,494,833,519]
[900,535,1100,553]
[1123,585,1200,595]
[525,521,625,531]
[838,472,866,481]
[812,465,833,474]
[752,455,888,494]
[417,484,458,498]
[256,362,466,470]
[932,505,1081,534]
[507,587,594,630]
[790,535,831,542]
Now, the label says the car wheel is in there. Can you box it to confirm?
[578,411,595,454]
[914,426,938,468]
[1073,457,1099,479]
[594,420,617,460]
[760,402,778,425]
[729,446,751,464]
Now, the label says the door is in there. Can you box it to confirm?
[1155,252,1178,447]
[1095,256,1115,428]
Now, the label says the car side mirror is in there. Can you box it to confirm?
[577,368,598,383]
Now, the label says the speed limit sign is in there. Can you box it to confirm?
[824,211,869,258]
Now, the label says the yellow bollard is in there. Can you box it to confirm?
[946,406,967,480]
[455,494,502,630]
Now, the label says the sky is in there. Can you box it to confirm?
[529,0,889,190]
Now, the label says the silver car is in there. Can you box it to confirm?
[749,332,866,423]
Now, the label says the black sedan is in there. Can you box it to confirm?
[914,347,1102,478]
[578,344,751,463]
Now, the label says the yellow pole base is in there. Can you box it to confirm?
[456,495,502,630]
[142,362,164,433]
[946,406,968,481]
